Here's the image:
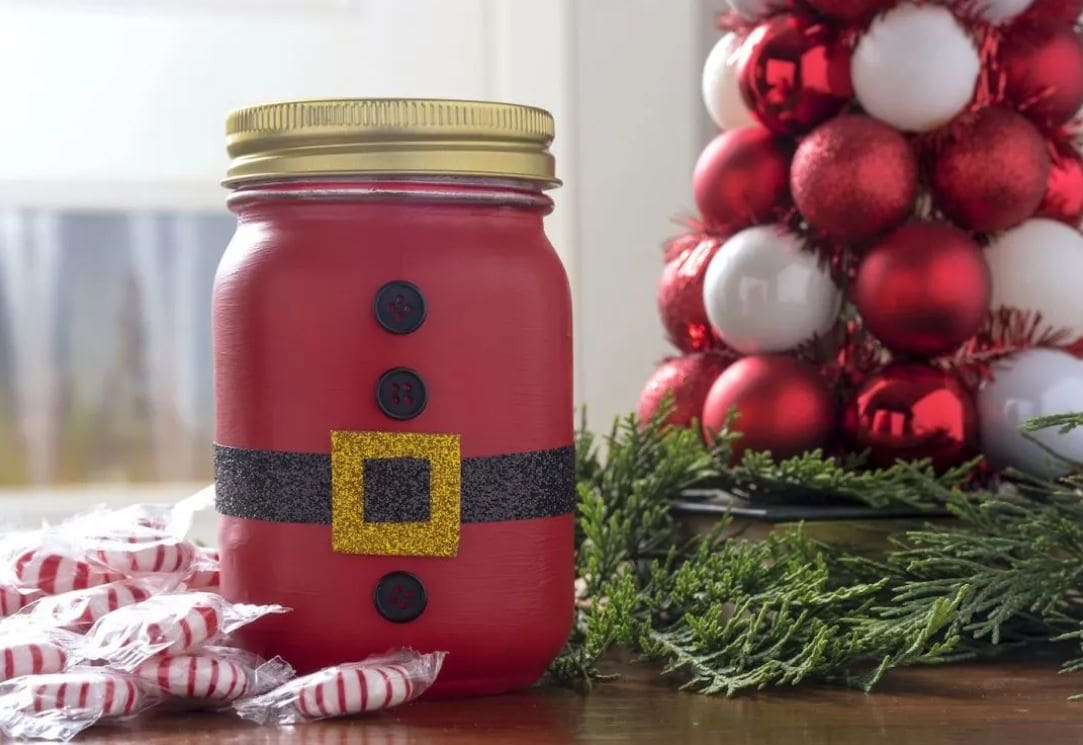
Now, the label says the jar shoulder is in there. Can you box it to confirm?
[216,206,567,298]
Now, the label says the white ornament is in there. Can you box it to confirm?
[978,348,1083,477]
[702,34,759,131]
[971,0,1034,23]
[852,3,980,132]
[702,225,841,354]
[728,0,786,21]
[984,218,1083,341]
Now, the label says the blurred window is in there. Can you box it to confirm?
[0,209,231,485]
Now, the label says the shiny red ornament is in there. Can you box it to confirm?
[930,107,1050,233]
[636,353,731,429]
[738,14,854,135]
[791,115,918,243]
[842,363,978,471]
[999,21,1083,128]
[803,0,890,21]
[853,222,991,357]
[701,354,836,460]
[658,238,722,353]
[1037,139,1083,225]
[692,128,792,231]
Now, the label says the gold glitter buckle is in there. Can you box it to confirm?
[330,431,461,558]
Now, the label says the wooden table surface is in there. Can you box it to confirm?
[70,654,1083,745]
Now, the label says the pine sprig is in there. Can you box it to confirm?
[574,407,730,590]
[721,449,976,511]
[1020,412,1083,435]
[548,407,1083,696]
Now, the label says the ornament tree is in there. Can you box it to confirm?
[639,0,1083,478]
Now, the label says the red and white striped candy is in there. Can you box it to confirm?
[28,670,143,717]
[92,594,223,662]
[93,538,196,576]
[32,581,151,631]
[150,599,222,655]
[134,653,250,702]
[15,550,122,595]
[0,585,42,617]
[0,639,68,682]
[296,662,415,718]
[181,548,220,591]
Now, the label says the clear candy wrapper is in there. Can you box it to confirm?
[180,547,220,592]
[88,534,197,578]
[0,667,155,742]
[0,627,81,682]
[1,585,43,618]
[61,486,213,544]
[78,591,288,671]
[56,492,212,579]
[133,646,294,705]
[2,531,120,597]
[234,649,446,725]
[13,547,124,595]
[0,488,215,599]
[0,529,40,578]
[13,578,162,632]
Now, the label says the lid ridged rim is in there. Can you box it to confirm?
[224,98,558,188]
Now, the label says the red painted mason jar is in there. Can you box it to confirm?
[213,99,574,698]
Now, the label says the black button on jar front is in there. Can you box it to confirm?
[374,281,426,335]
[374,571,427,623]
[376,368,428,420]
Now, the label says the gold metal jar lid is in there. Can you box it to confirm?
[224,98,558,188]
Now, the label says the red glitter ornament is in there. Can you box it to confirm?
[803,0,890,22]
[1036,139,1083,225]
[930,107,1050,233]
[658,237,722,352]
[636,353,732,428]
[791,115,918,243]
[692,128,792,231]
[999,21,1083,128]
[738,13,854,135]
[853,222,991,357]
[701,354,836,459]
[841,363,978,472]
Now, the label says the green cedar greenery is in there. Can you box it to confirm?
[547,409,1083,695]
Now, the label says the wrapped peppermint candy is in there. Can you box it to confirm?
[1,537,63,611]
[2,527,122,597]
[1,492,211,599]
[234,649,445,724]
[180,547,220,592]
[58,495,210,579]
[12,579,158,632]
[89,536,196,577]
[78,591,287,671]
[1,585,43,618]
[133,647,293,704]
[0,628,80,682]
[0,668,153,742]
[12,549,123,596]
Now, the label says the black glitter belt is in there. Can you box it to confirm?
[214,440,575,526]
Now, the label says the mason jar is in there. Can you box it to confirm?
[213,98,574,697]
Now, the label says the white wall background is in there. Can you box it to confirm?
[0,0,718,469]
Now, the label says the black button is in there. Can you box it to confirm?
[374,571,427,623]
[374,281,426,335]
[376,368,428,420]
